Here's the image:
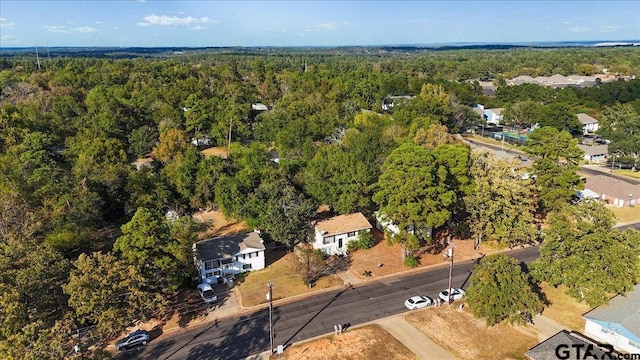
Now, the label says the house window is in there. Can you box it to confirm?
[242,264,252,270]
[347,231,356,237]
[204,260,218,270]
[629,340,640,350]
[323,236,334,245]
[220,258,232,265]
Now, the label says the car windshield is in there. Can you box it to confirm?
[202,289,215,298]
[408,299,415,304]
[442,291,449,296]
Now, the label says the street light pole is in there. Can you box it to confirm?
[447,238,454,304]
[267,281,274,354]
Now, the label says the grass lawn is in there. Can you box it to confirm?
[539,283,592,332]
[614,169,640,179]
[270,324,416,360]
[236,252,344,307]
[608,205,640,224]
[405,305,538,360]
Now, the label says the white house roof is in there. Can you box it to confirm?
[252,103,268,111]
[195,232,265,261]
[577,144,608,156]
[583,284,640,338]
[315,212,372,237]
[486,108,503,115]
[576,113,599,125]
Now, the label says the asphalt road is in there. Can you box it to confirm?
[616,222,640,231]
[120,246,539,360]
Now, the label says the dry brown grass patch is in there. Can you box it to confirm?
[608,205,640,224]
[539,283,591,332]
[237,252,343,307]
[270,324,417,360]
[405,305,538,360]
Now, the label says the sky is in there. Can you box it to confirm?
[1,1,639,47]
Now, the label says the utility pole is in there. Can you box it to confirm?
[447,237,454,304]
[267,280,274,354]
[35,45,41,70]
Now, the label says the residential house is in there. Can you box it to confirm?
[193,231,266,283]
[526,330,614,360]
[483,108,504,125]
[577,113,600,134]
[375,211,414,236]
[582,284,640,354]
[583,175,640,207]
[313,212,373,255]
[506,74,613,88]
[578,144,608,164]
[381,95,414,111]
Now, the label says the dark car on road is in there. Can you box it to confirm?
[115,329,149,351]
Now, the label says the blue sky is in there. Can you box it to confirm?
[1,1,639,47]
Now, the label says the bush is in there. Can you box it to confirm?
[346,231,376,252]
[403,255,419,268]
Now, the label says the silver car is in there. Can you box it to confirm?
[115,329,149,351]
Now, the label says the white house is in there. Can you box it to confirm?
[375,211,415,236]
[577,113,600,134]
[193,231,266,283]
[583,284,640,354]
[483,108,504,125]
[313,212,373,255]
[578,144,608,164]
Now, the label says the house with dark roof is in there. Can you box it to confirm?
[582,284,640,354]
[578,144,608,164]
[577,113,600,134]
[526,330,614,360]
[313,212,372,255]
[193,231,266,282]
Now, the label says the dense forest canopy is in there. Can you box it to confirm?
[1,46,640,358]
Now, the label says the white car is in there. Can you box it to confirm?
[438,288,465,302]
[197,283,217,303]
[404,295,433,310]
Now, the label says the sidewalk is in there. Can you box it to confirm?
[531,314,566,341]
[378,316,459,360]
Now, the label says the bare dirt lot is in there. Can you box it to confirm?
[405,305,539,360]
[348,229,492,280]
[270,324,417,360]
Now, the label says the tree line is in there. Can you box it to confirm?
[1,47,639,357]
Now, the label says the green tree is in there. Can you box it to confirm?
[153,128,189,163]
[248,179,317,249]
[466,254,543,326]
[128,125,158,158]
[63,252,166,343]
[531,201,640,306]
[526,127,584,212]
[465,151,537,248]
[113,207,187,291]
[374,142,467,258]
[597,103,640,168]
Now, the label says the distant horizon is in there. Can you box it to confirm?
[1,1,639,47]
[2,39,640,50]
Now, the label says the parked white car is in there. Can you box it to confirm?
[404,296,433,310]
[197,283,217,303]
[438,288,465,303]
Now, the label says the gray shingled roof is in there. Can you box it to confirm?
[576,113,599,125]
[582,284,640,337]
[526,331,609,360]
[578,144,608,156]
[195,232,265,261]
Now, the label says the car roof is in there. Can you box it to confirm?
[198,283,213,291]
[409,296,427,301]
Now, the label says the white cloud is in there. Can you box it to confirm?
[96,21,102,25]
[568,26,591,33]
[137,14,215,27]
[0,17,15,27]
[74,26,98,33]
[319,22,337,30]
[599,25,621,33]
[45,25,70,33]
[190,25,206,30]
[44,25,98,34]
[1,35,16,40]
